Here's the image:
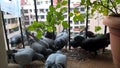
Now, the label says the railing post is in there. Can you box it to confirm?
[68,0,71,50]
[85,0,89,39]
[1,11,10,50]
[33,0,38,22]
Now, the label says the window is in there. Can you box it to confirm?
[33,15,36,19]
[25,22,29,25]
[64,15,67,18]
[33,15,39,19]
[74,32,79,35]
[45,1,48,4]
[8,19,11,24]
[75,21,79,24]
[11,18,17,24]
[24,16,29,20]
[71,2,74,4]
[88,26,90,29]
[30,15,33,18]
[40,9,44,13]
[37,15,39,18]
[24,9,28,13]
[30,9,32,12]
[40,1,43,4]
[70,8,73,11]
[46,9,48,12]
[6,12,9,14]
[9,29,14,33]
[14,27,19,31]
[88,20,90,24]
[37,2,40,5]
[31,22,33,24]
[70,32,73,34]
[74,26,79,29]
[75,8,79,11]
[70,20,72,24]
[9,27,19,34]
[80,26,85,29]
[80,21,85,24]
[34,9,38,12]
[64,10,67,13]
[88,7,90,10]
[6,30,8,34]
[40,15,45,19]
[4,19,7,25]
[80,7,85,11]
[70,26,72,29]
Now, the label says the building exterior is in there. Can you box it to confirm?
[22,0,90,34]
[3,12,21,49]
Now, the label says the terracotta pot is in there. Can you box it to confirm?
[103,16,120,68]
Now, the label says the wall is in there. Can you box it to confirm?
[0,10,8,68]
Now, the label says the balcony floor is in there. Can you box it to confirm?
[8,49,114,68]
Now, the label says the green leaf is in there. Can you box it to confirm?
[73,8,78,13]
[47,12,52,22]
[57,12,64,21]
[54,11,59,15]
[53,26,57,31]
[50,16,55,25]
[56,20,61,25]
[33,21,37,25]
[36,30,42,39]
[33,21,39,27]
[60,15,64,21]
[73,16,78,22]
[103,8,109,16]
[56,2,61,8]
[69,13,73,17]
[49,5,55,12]
[95,26,102,32]
[87,0,91,6]
[77,15,84,22]
[91,8,96,15]
[81,0,85,5]
[62,21,69,29]
[47,26,53,32]
[116,0,120,3]
[62,1,67,5]
[60,7,67,12]
[27,25,35,31]
[38,22,45,29]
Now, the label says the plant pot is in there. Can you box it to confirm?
[103,16,120,68]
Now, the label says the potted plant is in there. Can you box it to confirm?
[27,0,68,39]
[80,0,120,68]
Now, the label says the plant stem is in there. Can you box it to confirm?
[109,0,118,14]
[99,0,116,14]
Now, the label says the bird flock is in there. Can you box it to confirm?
[9,31,68,68]
[7,31,110,68]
